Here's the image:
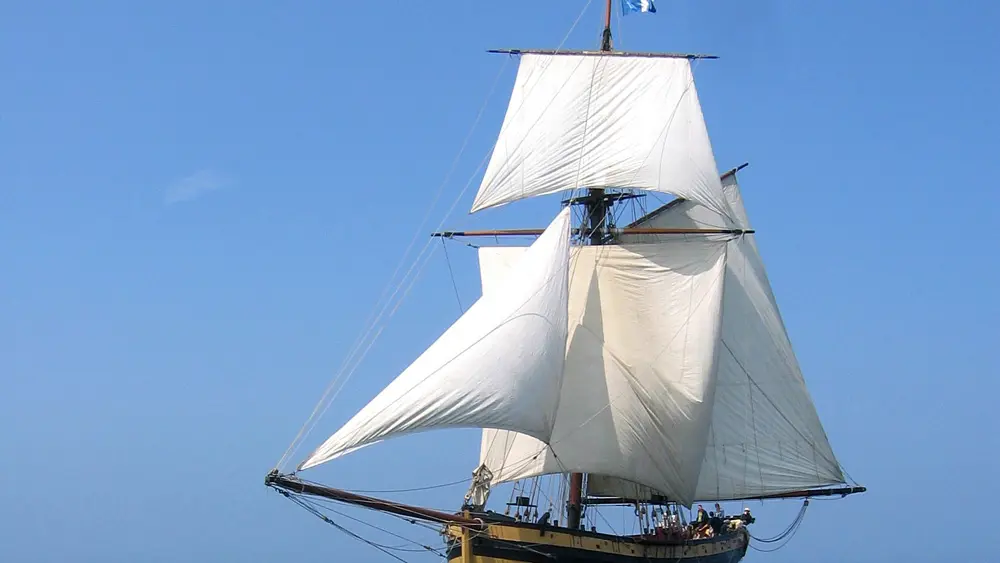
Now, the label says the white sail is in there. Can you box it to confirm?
[478,240,730,505]
[585,172,846,501]
[298,208,572,471]
[471,54,730,220]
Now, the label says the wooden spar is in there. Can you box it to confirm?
[582,485,868,506]
[265,472,485,529]
[726,485,868,502]
[721,162,750,180]
[432,227,753,238]
[583,494,671,506]
[616,227,752,234]
[433,228,548,237]
[487,49,717,60]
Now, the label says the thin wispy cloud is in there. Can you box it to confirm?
[163,170,232,205]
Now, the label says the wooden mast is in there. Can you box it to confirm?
[600,0,614,51]
[567,0,615,532]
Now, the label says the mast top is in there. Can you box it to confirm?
[602,0,614,51]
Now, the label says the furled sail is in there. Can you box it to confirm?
[585,172,846,501]
[298,208,572,471]
[470,53,731,220]
[478,239,730,505]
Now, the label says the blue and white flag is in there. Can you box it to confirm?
[621,0,656,16]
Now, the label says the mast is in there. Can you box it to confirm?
[583,0,615,248]
[567,0,615,531]
[600,0,614,51]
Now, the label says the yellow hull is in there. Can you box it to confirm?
[444,519,748,563]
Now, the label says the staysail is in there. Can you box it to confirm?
[470,53,730,220]
[581,172,845,501]
[298,208,572,470]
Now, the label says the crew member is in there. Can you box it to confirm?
[695,505,709,523]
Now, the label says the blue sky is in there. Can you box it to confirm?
[2,1,998,562]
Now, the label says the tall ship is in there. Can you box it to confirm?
[266,2,865,561]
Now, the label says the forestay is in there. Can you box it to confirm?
[470,53,731,221]
[586,173,846,501]
[478,240,730,506]
[298,208,573,470]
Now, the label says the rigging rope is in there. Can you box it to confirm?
[747,499,809,553]
[343,477,471,495]
[305,496,444,554]
[282,493,425,563]
[279,486,566,562]
[441,237,464,313]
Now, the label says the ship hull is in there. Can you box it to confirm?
[445,518,748,563]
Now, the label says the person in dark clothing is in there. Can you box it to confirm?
[695,505,709,523]
[708,512,723,535]
[741,507,755,525]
